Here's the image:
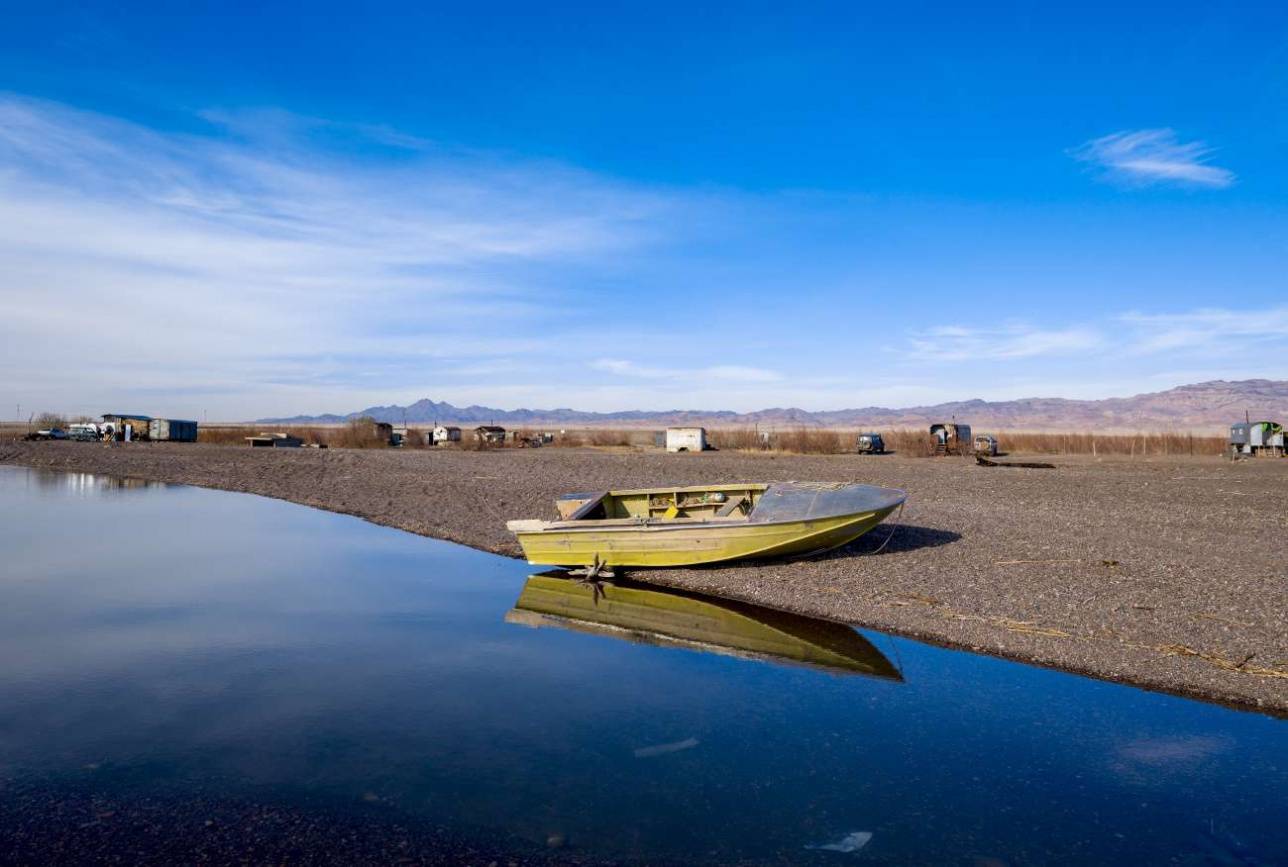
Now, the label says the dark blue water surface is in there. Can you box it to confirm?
[0,466,1284,865]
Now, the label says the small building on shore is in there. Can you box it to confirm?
[473,425,506,444]
[101,413,153,442]
[432,425,462,445]
[666,427,707,453]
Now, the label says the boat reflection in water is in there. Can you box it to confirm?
[507,573,902,681]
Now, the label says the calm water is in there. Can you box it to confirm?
[0,465,1284,865]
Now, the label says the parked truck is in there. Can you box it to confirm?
[856,432,886,454]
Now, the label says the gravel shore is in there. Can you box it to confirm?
[3,441,1285,714]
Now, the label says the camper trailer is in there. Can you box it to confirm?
[666,427,708,453]
[1231,421,1285,456]
[929,422,973,456]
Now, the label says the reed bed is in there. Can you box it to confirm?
[708,428,768,451]
[774,428,843,454]
[193,424,1226,456]
[586,428,633,447]
[997,431,1225,456]
[197,425,263,445]
[198,421,384,448]
[708,427,1225,457]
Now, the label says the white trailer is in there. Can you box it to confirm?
[666,427,707,453]
[432,425,462,445]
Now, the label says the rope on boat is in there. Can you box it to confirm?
[866,502,904,556]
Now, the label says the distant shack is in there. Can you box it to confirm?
[432,425,462,445]
[474,425,506,444]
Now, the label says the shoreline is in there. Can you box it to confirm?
[2,441,1285,715]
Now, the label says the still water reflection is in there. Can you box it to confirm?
[0,465,1284,864]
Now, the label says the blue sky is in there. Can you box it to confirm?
[3,2,1288,419]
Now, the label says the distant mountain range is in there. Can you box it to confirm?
[258,379,1288,433]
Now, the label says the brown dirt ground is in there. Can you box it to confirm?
[3,441,1286,715]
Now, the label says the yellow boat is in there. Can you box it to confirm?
[506,481,906,568]
[507,573,902,680]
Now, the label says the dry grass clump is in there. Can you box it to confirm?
[329,418,388,449]
[549,428,651,448]
[586,428,632,447]
[709,428,770,451]
[881,429,937,457]
[775,428,843,454]
[198,425,263,445]
[551,430,584,447]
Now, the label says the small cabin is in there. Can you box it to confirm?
[666,427,707,453]
[929,422,972,456]
[474,425,506,444]
[432,425,462,445]
[856,432,885,454]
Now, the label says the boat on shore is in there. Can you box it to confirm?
[507,573,902,680]
[506,481,906,568]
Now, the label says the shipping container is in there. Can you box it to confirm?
[148,418,198,442]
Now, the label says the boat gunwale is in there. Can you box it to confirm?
[566,482,770,499]
[507,500,904,535]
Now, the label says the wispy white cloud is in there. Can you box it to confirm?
[1071,128,1234,188]
[0,94,682,417]
[908,324,1102,359]
[591,358,783,383]
[1120,305,1288,354]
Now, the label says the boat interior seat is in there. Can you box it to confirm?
[716,495,749,517]
[567,492,609,520]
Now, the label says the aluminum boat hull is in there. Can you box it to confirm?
[507,482,905,567]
